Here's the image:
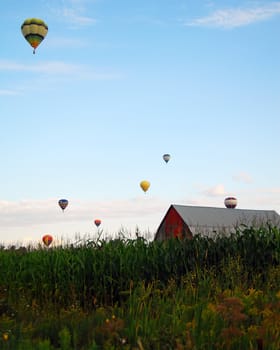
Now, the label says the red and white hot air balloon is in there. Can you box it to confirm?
[224,197,237,209]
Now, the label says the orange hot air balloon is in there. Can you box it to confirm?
[42,234,53,247]
[94,219,101,227]
[140,180,150,193]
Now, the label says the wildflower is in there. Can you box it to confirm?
[221,326,243,338]
[248,306,259,317]
[2,332,9,341]
[119,337,126,344]
[207,302,216,313]
[247,325,259,338]
[216,297,247,323]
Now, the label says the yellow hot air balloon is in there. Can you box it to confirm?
[21,18,48,54]
[140,180,150,193]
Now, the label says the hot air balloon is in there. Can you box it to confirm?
[163,154,171,163]
[224,197,237,209]
[140,180,150,193]
[94,219,101,227]
[58,199,68,211]
[21,18,48,54]
[42,234,53,247]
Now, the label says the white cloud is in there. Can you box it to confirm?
[62,8,96,26]
[47,37,89,49]
[186,3,280,28]
[0,60,82,75]
[1,190,279,245]
[45,0,97,26]
[0,89,20,96]
[0,196,169,244]
[235,187,280,211]
[202,184,226,197]
[0,60,122,81]
[182,185,280,213]
[0,197,168,228]
[233,172,253,184]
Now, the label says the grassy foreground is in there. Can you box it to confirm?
[0,226,280,349]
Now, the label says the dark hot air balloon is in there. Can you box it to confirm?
[163,154,171,163]
[58,199,68,211]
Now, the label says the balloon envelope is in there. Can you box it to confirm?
[140,180,150,192]
[58,199,68,211]
[21,18,48,53]
[163,154,171,163]
[42,234,53,247]
[224,197,237,209]
[94,219,101,227]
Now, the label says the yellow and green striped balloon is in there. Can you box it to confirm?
[21,18,48,54]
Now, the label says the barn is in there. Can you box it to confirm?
[154,204,280,241]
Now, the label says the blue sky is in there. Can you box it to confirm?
[1,0,280,245]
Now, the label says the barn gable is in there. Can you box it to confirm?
[155,205,192,241]
[154,204,280,240]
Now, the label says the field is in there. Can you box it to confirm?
[0,225,280,349]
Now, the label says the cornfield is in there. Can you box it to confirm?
[0,225,280,349]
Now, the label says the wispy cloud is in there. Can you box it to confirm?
[202,184,226,197]
[45,0,96,26]
[1,190,279,245]
[186,3,280,28]
[233,172,253,184]
[0,196,168,244]
[0,60,81,75]
[184,185,280,212]
[0,197,167,228]
[62,7,96,26]
[0,89,20,96]
[234,187,280,211]
[0,60,122,81]
[46,37,89,49]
